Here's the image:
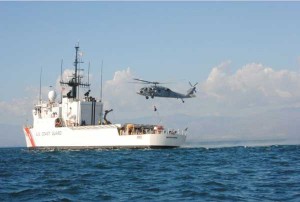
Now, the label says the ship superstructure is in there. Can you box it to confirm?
[23,45,187,149]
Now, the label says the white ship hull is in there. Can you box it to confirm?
[23,125,187,149]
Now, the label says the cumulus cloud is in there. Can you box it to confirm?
[104,68,135,98]
[100,68,198,121]
[55,68,92,99]
[55,68,74,92]
[102,68,152,120]
[90,62,300,120]
[201,62,300,112]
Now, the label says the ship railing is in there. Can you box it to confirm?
[120,128,187,136]
[163,129,188,136]
[69,124,120,130]
[66,124,188,136]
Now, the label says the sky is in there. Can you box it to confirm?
[1,1,300,146]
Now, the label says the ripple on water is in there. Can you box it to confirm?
[0,145,300,201]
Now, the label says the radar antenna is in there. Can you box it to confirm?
[60,44,90,99]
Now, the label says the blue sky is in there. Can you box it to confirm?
[1,2,300,146]
[1,2,300,101]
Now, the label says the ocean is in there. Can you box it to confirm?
[1,145,299,201]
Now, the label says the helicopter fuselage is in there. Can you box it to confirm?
[133,78,197,103]
[137,85,194,100]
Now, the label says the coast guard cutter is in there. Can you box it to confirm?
[23,45,187,149]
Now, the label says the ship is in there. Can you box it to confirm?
[23,45,187,149]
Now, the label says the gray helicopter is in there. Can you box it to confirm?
[133,78,198,103]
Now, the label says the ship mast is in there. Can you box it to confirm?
[73,45,80,99]
[60,44,90,99]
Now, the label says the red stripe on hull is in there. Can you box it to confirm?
[24,127,36,147]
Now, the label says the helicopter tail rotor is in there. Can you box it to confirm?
[187,82,198,96]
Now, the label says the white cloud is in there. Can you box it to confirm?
[104,68,134,98]
[55,69,75,95]
[102,68,151,120]
[99,62,300,120]
[100,68,199,121]
[201,62,300,113]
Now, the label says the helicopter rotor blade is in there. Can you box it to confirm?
[193,82,198,93]
[133,78,152,84]
[133,78,163,85]
[189,81,198,87]
[127,79,147,84]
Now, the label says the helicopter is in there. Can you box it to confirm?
[133,78,198,103]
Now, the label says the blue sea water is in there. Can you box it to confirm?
[0,145,299,201]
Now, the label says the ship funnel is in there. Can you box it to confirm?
[48,90,57,102]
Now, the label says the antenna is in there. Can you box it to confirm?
[100,60,103,102]
[88,61,90,90]
[39,67,42,104]
[60,59,63,102]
